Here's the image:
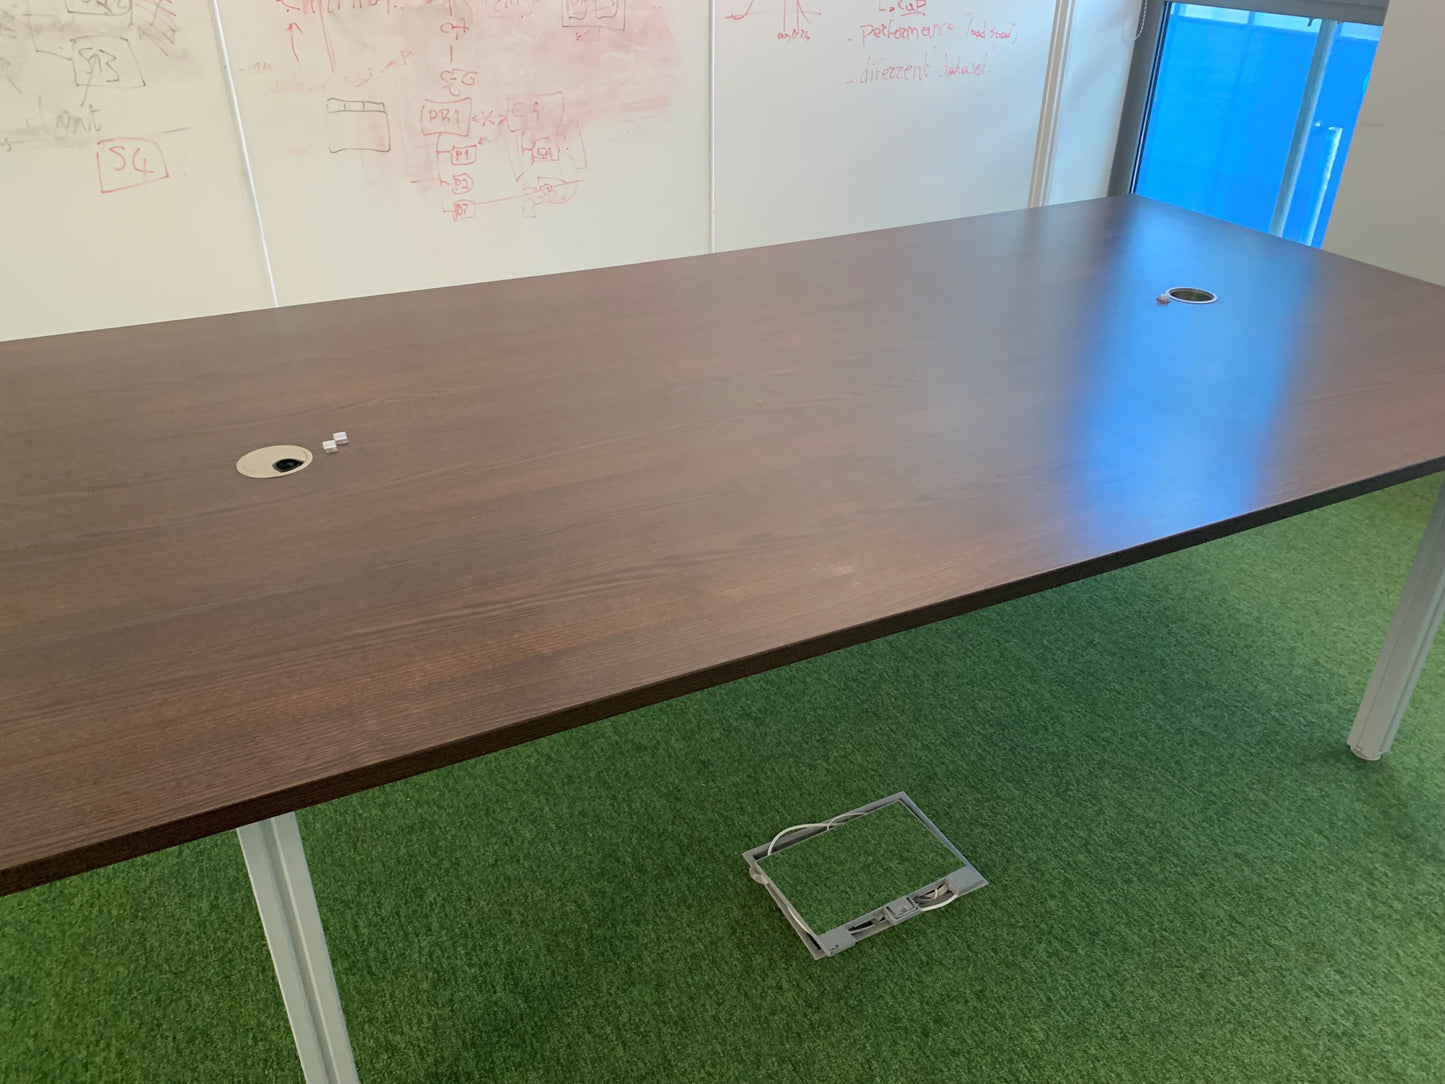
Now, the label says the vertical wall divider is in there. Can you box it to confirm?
[709,0,717,253]
[208,0,280,307]
[1029,0,1078,207]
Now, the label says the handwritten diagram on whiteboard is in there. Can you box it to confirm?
[0,0,271,340]
[1,0,1070,343]
[713,0,1055,251]
[221,0,710,306]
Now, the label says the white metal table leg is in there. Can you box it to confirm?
[1349,478,1445,760]
[237,813,360,1084]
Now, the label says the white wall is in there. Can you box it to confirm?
[1325,0,1445,285]
[1048,0,1136,204]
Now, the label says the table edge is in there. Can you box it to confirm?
[7,455,1440,896]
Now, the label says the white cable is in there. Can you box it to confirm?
[764,822,829,857]
[915,891,958,912]
[764,810,865,857]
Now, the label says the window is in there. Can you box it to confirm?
[1114,2,1384,247]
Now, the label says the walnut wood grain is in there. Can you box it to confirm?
[5,196,1445,894]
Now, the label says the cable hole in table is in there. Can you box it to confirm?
[1166,287,1217,304]
[236,445,313,479]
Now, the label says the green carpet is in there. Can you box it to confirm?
[5,475,1445,1083]
[756,799,966,935]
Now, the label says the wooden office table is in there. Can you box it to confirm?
[5,196,1445,1082]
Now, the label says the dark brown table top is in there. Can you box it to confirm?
[5,196,1445,894]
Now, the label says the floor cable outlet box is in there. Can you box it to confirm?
[743,792,987,959]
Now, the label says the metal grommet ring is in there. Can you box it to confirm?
[1164,286,1217,304]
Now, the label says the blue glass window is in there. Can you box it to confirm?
[1136,4,1381,246]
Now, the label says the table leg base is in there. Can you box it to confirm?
[237,813,360,1084]
[1349,478,1445,761]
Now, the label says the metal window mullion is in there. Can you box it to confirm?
[1108,1,1172,196]
[1269,18,1340,237]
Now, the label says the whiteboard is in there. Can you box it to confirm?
[0,0,271,341]
[218,0,712,307]
[713,0,1056,251]
[0,0,1121,341]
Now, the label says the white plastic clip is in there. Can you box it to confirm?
[333,431,349,445]
[322,439,338,454]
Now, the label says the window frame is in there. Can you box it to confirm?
[1106,0,1387,197]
